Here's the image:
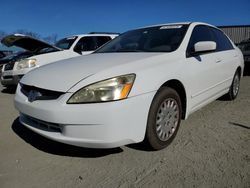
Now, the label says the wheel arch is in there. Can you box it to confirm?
[160,79,187,119]
[236,66,242,77]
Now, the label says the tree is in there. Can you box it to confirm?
[0,30,7,40]
[14,29,41,39]
[43,34,58,44]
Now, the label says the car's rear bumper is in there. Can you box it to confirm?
[15,84,156,148]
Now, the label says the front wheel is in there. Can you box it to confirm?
[145,87,182,150]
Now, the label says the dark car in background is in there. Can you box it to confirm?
[0,51,33,82]
[238,39,250,63]
[0,51,5,59]
[238,39,250,74]
[0,50,13,59]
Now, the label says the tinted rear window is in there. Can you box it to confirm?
[210,28,234,51]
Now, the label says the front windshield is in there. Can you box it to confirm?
[96,25,188,53]
[55,36,78,50]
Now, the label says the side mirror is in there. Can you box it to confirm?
[194,41,216,53]
[74,46,83,54]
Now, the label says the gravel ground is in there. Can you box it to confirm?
[0,74,249,188]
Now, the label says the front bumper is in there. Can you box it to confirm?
[15,84,156,148]
[1,73,23,86]
[1,66,35,86]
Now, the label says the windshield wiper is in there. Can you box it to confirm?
[115,49,145,52]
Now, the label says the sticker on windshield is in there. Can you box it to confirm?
[66,37,76,40]
[160,25,183,29]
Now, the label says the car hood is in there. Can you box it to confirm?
[26,50,79,66]
[1,34,61,52]
[21,53,163,92]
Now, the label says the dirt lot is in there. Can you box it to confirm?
[0,75,249,188]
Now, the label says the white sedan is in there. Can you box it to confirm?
[14,22,244,150]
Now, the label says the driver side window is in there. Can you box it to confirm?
[74,37,96,53]
[187,25,214,56]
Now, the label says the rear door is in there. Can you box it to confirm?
[210,28,238,86]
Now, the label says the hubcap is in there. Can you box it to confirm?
[233,74,240,97]
[155,98,180,141]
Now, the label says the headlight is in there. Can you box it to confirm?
[67,74,136,103]
[16,59,37,70]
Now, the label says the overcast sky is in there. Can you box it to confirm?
[1,0,250,39]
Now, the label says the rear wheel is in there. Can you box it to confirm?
[145,87,182,150]
[227,71,240,100]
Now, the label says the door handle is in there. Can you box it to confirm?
[216,59,222,63]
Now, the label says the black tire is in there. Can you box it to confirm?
[145,87,182,150]
[226,71,240,100]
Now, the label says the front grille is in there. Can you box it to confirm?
[22,114,62,133]
[4,63,15,71]
[21,84,64,101]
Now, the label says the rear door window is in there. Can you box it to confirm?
[210,28,234,51]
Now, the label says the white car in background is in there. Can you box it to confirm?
[15,22,244,150]
[1,33,118,87]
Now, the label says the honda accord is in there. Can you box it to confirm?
[14,22,244,150]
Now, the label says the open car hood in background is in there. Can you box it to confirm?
[1,34,61,52]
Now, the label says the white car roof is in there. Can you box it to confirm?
[67,33,119,38]
[137,22,218,30]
